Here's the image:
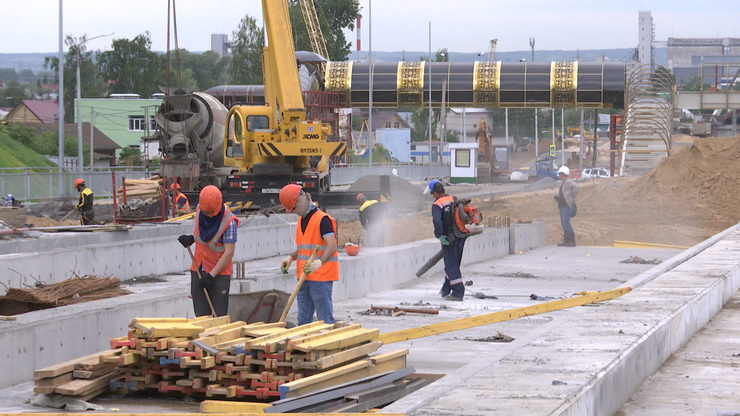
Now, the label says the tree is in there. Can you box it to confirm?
[97,33,161,97]
[45,35,108,122]
[410,108,438,142]
[173,50,229,91]
[117,146,143,166]
[0,81,30,108]
[229,15,264,84]
[435,48,449,62]
[288,0,360,61]
[0,68,19,83]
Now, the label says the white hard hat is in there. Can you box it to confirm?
[557,166,570,176]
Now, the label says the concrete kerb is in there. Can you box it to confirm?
[553,225,740,416]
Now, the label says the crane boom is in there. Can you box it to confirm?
[298,0,329,61]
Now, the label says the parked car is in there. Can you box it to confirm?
[579,167,611,180]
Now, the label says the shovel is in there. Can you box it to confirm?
[279,247,320,323]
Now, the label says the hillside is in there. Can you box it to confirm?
[0,130,56,168]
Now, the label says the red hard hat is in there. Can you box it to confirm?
[198,185,222,216]
[345,244,360,256]
[279,184,302,212]
[356,193,366,201]
[73,178,84,188]
[170,182,181,191]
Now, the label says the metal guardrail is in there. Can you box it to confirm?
[0,166,149,202]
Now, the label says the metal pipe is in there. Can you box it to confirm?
[326,61,625,110]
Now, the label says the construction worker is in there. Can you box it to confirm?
[278,184,339,325]
[356,193,386,247]
[73,178,95,225]
[426,180,466,301]
[554,166,578,247]
[177,185,240,317]
[170,183,191,216]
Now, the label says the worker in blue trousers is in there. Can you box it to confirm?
[425,180,466,301]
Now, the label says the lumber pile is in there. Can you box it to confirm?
[34,316,410,405]
[33,350,118,400]
[0,206,26,228]
[117,178,163,202]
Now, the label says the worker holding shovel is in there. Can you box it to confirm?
[178,185,240,317]
[278,184,339,325]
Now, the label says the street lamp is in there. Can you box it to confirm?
[75,32,113,172]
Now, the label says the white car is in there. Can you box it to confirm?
[580,167,611,180]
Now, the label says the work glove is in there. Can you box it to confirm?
[438,235,450,246]
[178,234,195,248]
[280,256,293,274]
[199,271,215,288]
[302,259,323,275]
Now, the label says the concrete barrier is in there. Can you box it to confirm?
[509,221,546,254]
[330,165,449,186]
[0,222,541,389]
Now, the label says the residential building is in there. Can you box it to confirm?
[28,123,121,167]
[76,95,163,158]
[4,100,58,124]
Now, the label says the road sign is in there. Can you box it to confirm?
[549,145,556,157]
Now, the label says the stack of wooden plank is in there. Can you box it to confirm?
[33,351,118,400]
[34,316,410,405]
[117,178,163,203]
[0,207,26,228]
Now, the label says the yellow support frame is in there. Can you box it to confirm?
[378,287,632,344]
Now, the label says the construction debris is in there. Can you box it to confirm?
[620,256,662,265]
[5,276,126,305]
[33,316,413,406]
[0,207,26,228]
[362,305,440,316]
[465,331,515,343]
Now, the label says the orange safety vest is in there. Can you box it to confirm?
[433,194,454,209]
[191,209,241,275]
[295,210,339,282]
[175,191,191,212]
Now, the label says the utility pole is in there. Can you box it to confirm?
[529,37,535,62]
[367,0,373,166]
[428,21,432,165]
[57,0,65,197]
[89,108,95,168]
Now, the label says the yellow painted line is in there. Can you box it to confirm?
[20,413,405,416]
[378,287,632,344]
[613,240,689,249]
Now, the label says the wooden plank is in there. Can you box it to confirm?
[279,360,371,393]
[288,324,362,347]
[200,400,271,413]
[54,371,117,396]
[378,287,633,344]
[34,372,73,387]
[247,322,333,350]
[241,322,288,337]
[281,355,408,399]
[73,364,117,379]
[302,341,382,370]
[290,328,380,352]
[34,350,112,379]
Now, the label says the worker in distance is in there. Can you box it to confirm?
[356,193,386,247]
[426,180,467,301]
[73,178,95,225]
[178,186,240,316]
[279,184,339,325]
[554,166,578,247]
[170,182,191,216]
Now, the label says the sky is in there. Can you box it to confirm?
[1,0,739,55]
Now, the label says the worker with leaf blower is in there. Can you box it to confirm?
[177,185,240,317]
[278,184,339,325]
[425,180,482,302]
[73,178,95,225]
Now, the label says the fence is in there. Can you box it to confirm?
[0,166,149,202]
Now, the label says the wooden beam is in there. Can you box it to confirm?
[200,400,271,413]
[378,287,632,344]
[301,341,382,370]
[34,350,114,379]
[290,328,380,352]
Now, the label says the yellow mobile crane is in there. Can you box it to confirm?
[221,0,346,197]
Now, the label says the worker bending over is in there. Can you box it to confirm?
[178,186,240,316]
[170,182,191,216]
[279,184,339,325]
[356,193,386,247]
[73,178,95,225]
[427,180,466,301]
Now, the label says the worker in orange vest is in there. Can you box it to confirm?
[278,184,339,325]
[177,185,240,316]
[427,180,466,301]
[170,182,191,216]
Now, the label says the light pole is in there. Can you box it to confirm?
[75,32,113,172]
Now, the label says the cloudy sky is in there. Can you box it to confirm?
[2,0,739,54]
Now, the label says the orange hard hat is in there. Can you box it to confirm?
[73,178,84,188]
[345,244,360,256]
[198,185,222,216]
[356,193,367,204]
[170,182,181,191]
[279,184,302,212]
